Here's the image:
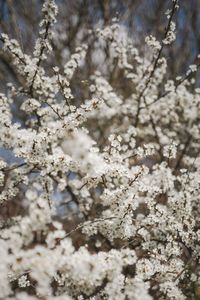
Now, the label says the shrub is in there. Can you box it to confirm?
[0,0,200,299]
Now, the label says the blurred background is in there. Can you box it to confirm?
[0,0,200,89]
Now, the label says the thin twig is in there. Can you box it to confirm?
[134,0,178,127]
